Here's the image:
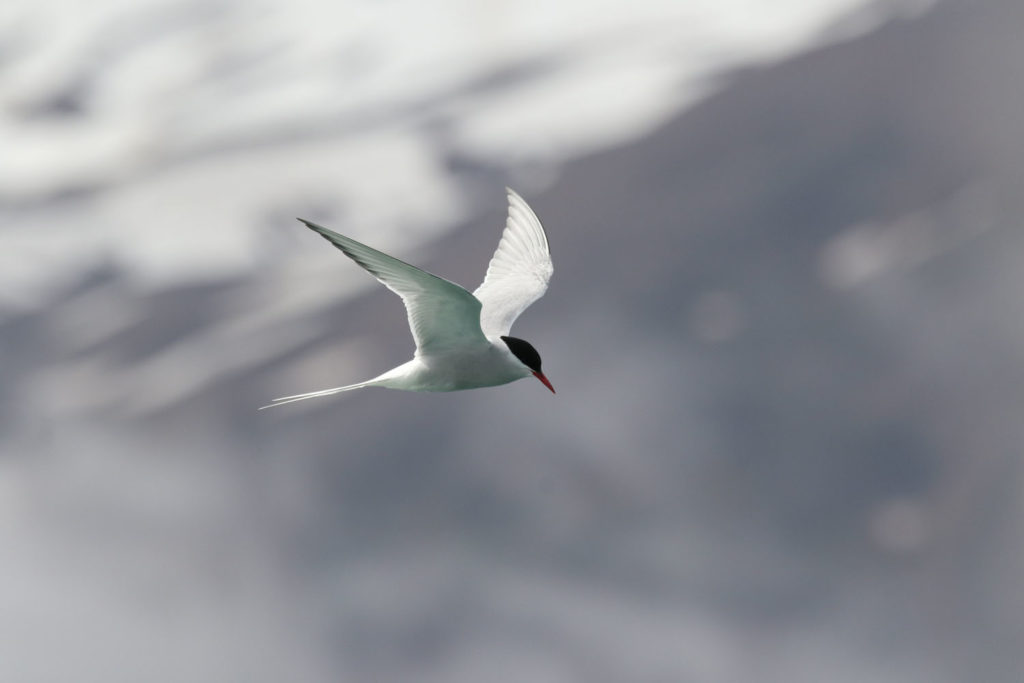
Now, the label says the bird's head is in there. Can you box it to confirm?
[501,336,555,394]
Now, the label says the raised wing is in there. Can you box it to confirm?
[299,219,488,355]
[473,189,553,337]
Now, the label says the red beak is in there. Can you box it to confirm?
[532,371,555,394]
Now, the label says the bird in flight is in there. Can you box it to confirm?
[262,188,554,409]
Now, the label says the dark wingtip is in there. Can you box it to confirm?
[297,217,332,239]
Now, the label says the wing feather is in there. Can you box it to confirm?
[473,189,553,337]
[298,219,487,354]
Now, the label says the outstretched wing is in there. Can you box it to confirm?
[473,189,553,337]
[299,219,488,355]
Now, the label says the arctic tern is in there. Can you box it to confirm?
[262,188,554,409]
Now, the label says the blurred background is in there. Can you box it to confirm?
[2,0,1022,680]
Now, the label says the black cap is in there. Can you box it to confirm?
[500,336,542,373]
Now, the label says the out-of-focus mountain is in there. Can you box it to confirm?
[3,0,1023,681]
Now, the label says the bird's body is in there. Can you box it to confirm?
[372,343,533,392]
[263,189,553,408]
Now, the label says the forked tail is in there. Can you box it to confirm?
[259,381,374,409]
